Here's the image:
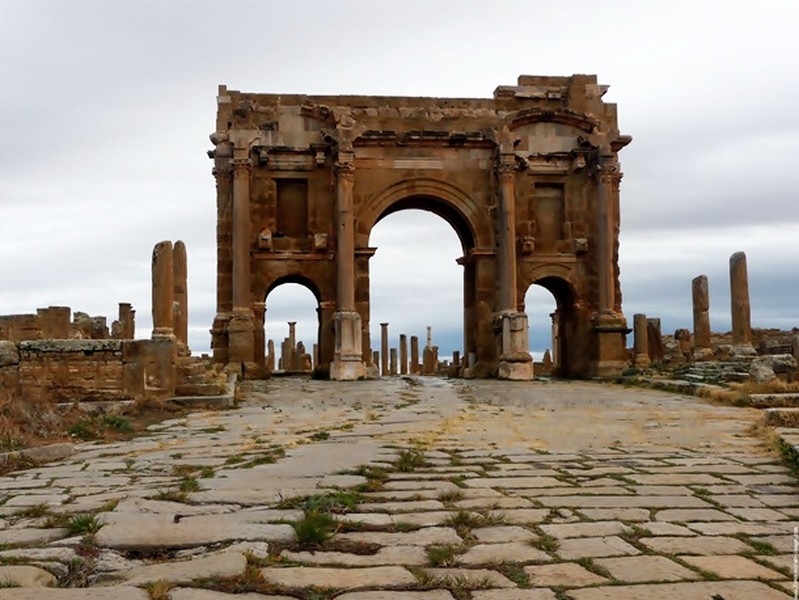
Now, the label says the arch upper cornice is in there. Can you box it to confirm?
[506,107,599,134]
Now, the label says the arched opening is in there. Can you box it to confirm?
[263,278,320,374]
[368,206,466,375]
[524,276,577,377]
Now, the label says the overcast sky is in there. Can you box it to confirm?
[1,0,797,361]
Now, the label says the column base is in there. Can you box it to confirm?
[692,347,715,361]
[498,357,534,380]
[227,308,255,375]
[633,353,651,368]
[330,359,368,381]
[331,309,367,381]
[730,343,757,358]
[495,311,533,381]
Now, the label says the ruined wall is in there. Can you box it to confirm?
[0,339,175,405]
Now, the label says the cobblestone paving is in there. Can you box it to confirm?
[0,377,797,598]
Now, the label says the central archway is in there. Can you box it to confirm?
[357,181,493,375]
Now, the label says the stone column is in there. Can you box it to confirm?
[390,348,397,376]
[692,275,712,359]
[426,326,433,349]
[266,339,275,372]
[591,157,629,376]
[380,323,389,376]
[399,334,408,375]
[119,303,135,340]
[730,251,754,353]
[550,311,559,368]
[151,240,174,338]
[633,313,651,368]
[227,156,256,373]
[647,318,664,364]
[173,240,189,350]
[410,335,420,374]
[496,157,533,380]
[331,159,366,380]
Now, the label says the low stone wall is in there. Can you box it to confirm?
[0,339,175,405]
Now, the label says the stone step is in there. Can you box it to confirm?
[750,393,799,408]
[174,382,227,396]
[763,407,799,427]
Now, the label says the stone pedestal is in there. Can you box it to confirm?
[496,312,534,381]
[633,313,651,368]
[330,310,366,380]
[227,309,258,376]
[591,312,629,377]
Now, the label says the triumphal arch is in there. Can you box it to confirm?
[208,74,631,380]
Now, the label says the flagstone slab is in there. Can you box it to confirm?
[472,591,556,600]
[567,580,791,599]
[678,554,784,579]
[537,495,712,508]
[0,587,149,599]
[540,521,630,539]
[421,568,516,588]
[336,593,456,600]
[687,521,782,536]
[0,565,56,587]
[577,508,650,522]
[170,589,296,599]
[639,535,749,554]
[337,527,462,546]
[120,551,246,585]
[654,508,736,522]
[95,511,295,550]
[524,562,609,587]
[281,545,427,566]
[359,500,445,512]
[259,566,416,590]
[458,541,550,565]
[472,525,536,543]
[391,511,453,528]
[491,509,551,524]
[463,477,564,489]
[2,527,67,546]
[593,555,699,583]
[555,535,640,559]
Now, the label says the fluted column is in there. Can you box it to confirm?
[497,160,518,313]
[330,159,366,380]
[495,156,533,380]
[227,156,256,373]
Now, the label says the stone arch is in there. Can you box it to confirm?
[261,274,333,377]
[521,265,588,377]
[356,177,492,250]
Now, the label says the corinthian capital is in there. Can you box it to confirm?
[334,160,355,180]
[231,157,252,174]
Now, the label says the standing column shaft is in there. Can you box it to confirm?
[380,323,389,376]
[151,240,174,337]
[633,313,651,367]
[173,240,188,347]
[692,275,711,349]
[399,334,408,375]
[497,161,518,312]
[232,158,252,310]
[410,336,420,374]
[336,162,356,311]
[730,251,752,346]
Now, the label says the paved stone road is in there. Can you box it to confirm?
[1,377,797,599]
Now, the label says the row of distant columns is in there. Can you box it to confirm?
[633,251,755,364]
[150,240,189,352]
[376,324,449,376]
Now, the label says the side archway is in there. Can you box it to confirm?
[521,265,589,377]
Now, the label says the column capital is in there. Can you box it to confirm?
[496,156,518,180]
[596,158,622,184]
[212,164,233,182]
[335,160,355,180]
[232,157,252,174]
